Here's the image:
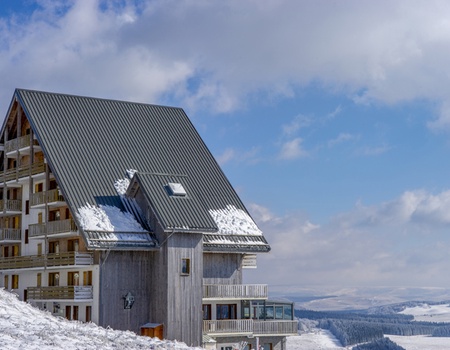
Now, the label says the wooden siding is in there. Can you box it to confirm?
[164,232,203,346]
[203,284,268,300]
[203,253,243,284]
[98,250,155,335]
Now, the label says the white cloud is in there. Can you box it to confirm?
[328,132,358,147]
[279,137,308,160]
[2,0,450,122]
[246,190,450,288]
[282,114,311,136]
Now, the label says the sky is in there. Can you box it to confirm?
[2,0,450,292]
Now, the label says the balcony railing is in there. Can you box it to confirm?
[5,135,39,154]
[203,320,298,336]
[203,284,268,300]
[253,320,298,335]
[29,219,77,238]
[0,199,22,212]
[4,162,45,182]
[27,285,93,300]
[30,189,64,207]
[203,320,253,335]
[0,228,21,241]
[0,251,93,270]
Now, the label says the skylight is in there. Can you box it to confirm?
[167,182,187,196]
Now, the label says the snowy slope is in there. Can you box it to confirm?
[0,288,200,350]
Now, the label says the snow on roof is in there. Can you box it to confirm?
[0,288,200,350]
[209,205,262,236]
[76,204,146,232]
[114,169,137,196]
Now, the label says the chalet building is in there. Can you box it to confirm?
[0,89,298,349]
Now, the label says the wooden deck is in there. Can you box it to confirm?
[30,188,64,207]
[29,219,77,238]
[3,162,45,182]
[27,285,93,300]
[203,319,298,336]
[0,251,93,270]
[0,228,21,241]
[5,135,40,153]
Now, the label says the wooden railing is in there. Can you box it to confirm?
[30,189,64,207]
[203,320,253,334]
[4,162,45,182]
[0,199,22,211]
[203,284,268,299]
[0,251,93,270]
[253,320,298,335]
[203,320,298,336]
[29,219,77,238]
[5,135,39,153]
[0,228,21,241]
[27,286,93,300]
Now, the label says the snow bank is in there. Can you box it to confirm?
[114,169,137,195]
[76,204,146,232]
[0,288,200,350]
[209,205,262,235]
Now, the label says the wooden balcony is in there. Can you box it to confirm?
[4,162,45,182]
[0,251,93,270]
[203,319,298,336]
[27,285,93,300]
[5,135,40,155]
[203,319,253,335]
[0,228,21,242]
[29,219,77,239]
[0,199,22,214]
[203,284,268,300]
[30,189,64,208]
[253,320,298,336]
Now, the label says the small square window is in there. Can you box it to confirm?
[181,258,190,275]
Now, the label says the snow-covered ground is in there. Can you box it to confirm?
[389,335,450,350]
[0,288,200,350]
[399,303,450,322]
[287,331,344,350]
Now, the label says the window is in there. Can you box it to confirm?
[65,306,71,320]
[25,200,29,215]
[35,183,43,193]
[202,304,211,320]
[49,241,59,254]
[83,271,92,286]
[262,344,272,350]
[25,229,29,244]
[12,245,19,257]
[2,246,8,257]
[48,272,59,287]
[4,275,8,289]
[68,239,79,252]
[49,210,60,221]
[11,275,18,289]
[68,271,79,286]
[72,306,79,321]
[38,212,43,224]
[37,273,41,287]
[85,306,92,322]
[181,258,190,275]
[216,304,237,320]
[37,243,42,256]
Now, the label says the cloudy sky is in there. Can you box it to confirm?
[2,0,450,291]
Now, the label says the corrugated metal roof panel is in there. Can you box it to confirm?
[13,89,270,251]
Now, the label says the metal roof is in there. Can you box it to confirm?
[131,172,218,232]
[8,89,270,252]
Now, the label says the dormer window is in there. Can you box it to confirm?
[167,182,187,197]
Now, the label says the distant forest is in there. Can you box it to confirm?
[296,304,450,348]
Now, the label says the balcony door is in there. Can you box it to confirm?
[216,304,237,320]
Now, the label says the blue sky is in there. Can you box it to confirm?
[2,0,450,291]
